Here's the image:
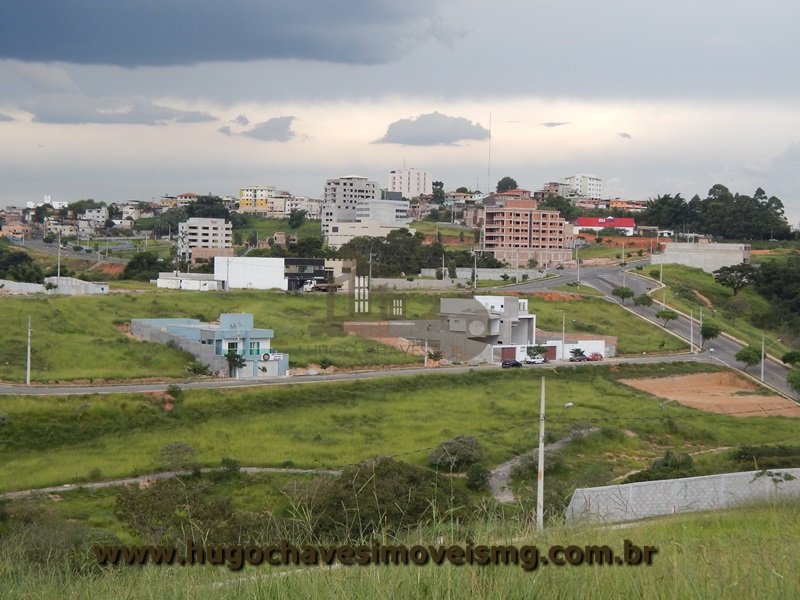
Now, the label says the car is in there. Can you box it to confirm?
[569,354,589,362]
[501,359,522,368]
[587,353,604,361]
[525,355,547,364]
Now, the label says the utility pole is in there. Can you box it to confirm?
[690,310,694,353]
[761,334,765,382]
[57,230,62,284]
[576,244,580,285]
[561,312,566,360]
[368,252,373,292]
[26,316,32,386]
[536,377,546,531]
[473,251,477,290]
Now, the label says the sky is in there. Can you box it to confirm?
[2,0,800,225]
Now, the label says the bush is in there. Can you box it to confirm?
[157,441,197,471]
[429,436,483,470]
[302,457,460,539]
[165,384,183,401]
[221,457,241,473]
[466,463,490,491]
[187,361,212,375]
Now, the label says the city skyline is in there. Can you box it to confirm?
[1,1,799,225]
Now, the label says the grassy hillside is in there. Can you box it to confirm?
[2,500,798,598]
[0,289,685,383]
[644,264,791,356]
[3,363,796,493]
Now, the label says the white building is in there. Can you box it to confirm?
[322,175,411,248]
[564,174,603,199]
[651,241,751,274]
[214,256,288,290]
[388,168,432,199]
[285,196,324,219]
[177,217,233,263]
[81,206,109,226]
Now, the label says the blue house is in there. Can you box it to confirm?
[131,313,289,378]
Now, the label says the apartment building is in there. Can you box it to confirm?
[388,168,432,199]
[238,185,289,216]
[285,196,324,219]
[177,217,233,263]
[482,197,573,267]
[322,175,411,248]
[563,174,603,199]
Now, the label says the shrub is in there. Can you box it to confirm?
[165,384,183,401]
[429,436,483,470]
[466,463,490,491]
[221,457,241,473]
[157,441,197,471]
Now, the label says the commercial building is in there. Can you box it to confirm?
[177,217,233,263]
[131,313,288,378]
[574,216,637,236]
[482,197,573,267]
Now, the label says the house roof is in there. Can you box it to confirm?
[575,216,636,228]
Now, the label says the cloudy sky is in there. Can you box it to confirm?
[2,1,800,224]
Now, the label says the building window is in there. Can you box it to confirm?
[249,341,260,356]
[227,341,238,353]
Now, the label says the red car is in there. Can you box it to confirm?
[587,352,604,361]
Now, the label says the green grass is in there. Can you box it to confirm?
[3,362,798,493]
[0,287,684,382]
[107,240,174,260]
[409,221,476,238]
[644,264,790,357]
[577,244,647,261]
[2,500,799,598]
[236,216,321,242]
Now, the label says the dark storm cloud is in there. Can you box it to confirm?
[23,95,216,124]
[0,1,445,67]
[241,117,297,142]
[541,122,570,128]
[221,116,297,142]
[618,132,632,139]
[232,115,250,126]
[376,112,489,146]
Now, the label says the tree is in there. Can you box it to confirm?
[634,293,653,307]
[656,309,678,327]
[496,177,518,193]
[700,323,721,349]
[455,186,469,194]
[612,286,634,305]
[287,209,307,229]
[121,251,162,281]
[431,181,445,203]
[735,345,761,371]
[781,351,800,366]
[713,264,756,296]
[788,370,800,399]
[527,345,547,358]
[225,350,246,377]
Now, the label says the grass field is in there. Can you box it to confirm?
[235,216,322,242]
[2,494,799,598]
[409,221,476,239]
[641,264,792,357]
[3,362,797,493]
[0,287,684,382]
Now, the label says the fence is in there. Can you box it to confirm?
[565,468,800,524]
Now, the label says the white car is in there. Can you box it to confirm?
[525,355,547,364]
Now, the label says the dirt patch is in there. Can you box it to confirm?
[620,372,800,417]
[529,291,583,302]
[692,290,714,308]
[91,262,125,276]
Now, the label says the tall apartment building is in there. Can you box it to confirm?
[482,198,573,267]
[322,175,412,248]
[388,168,432,199]
[563,174,603,199]
[238,185,289,216]
[178,217,233,263]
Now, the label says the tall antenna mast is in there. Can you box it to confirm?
[487,112,492,193]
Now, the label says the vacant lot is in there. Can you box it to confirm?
[620,371,800,417]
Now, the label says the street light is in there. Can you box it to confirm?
[536,376,572,530]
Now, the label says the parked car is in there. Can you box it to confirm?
[525,355,547,364]
[501,359,522,368]
[587,353,604,361]
[569,354,588,362]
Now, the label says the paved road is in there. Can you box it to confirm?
[509,260,794,399]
